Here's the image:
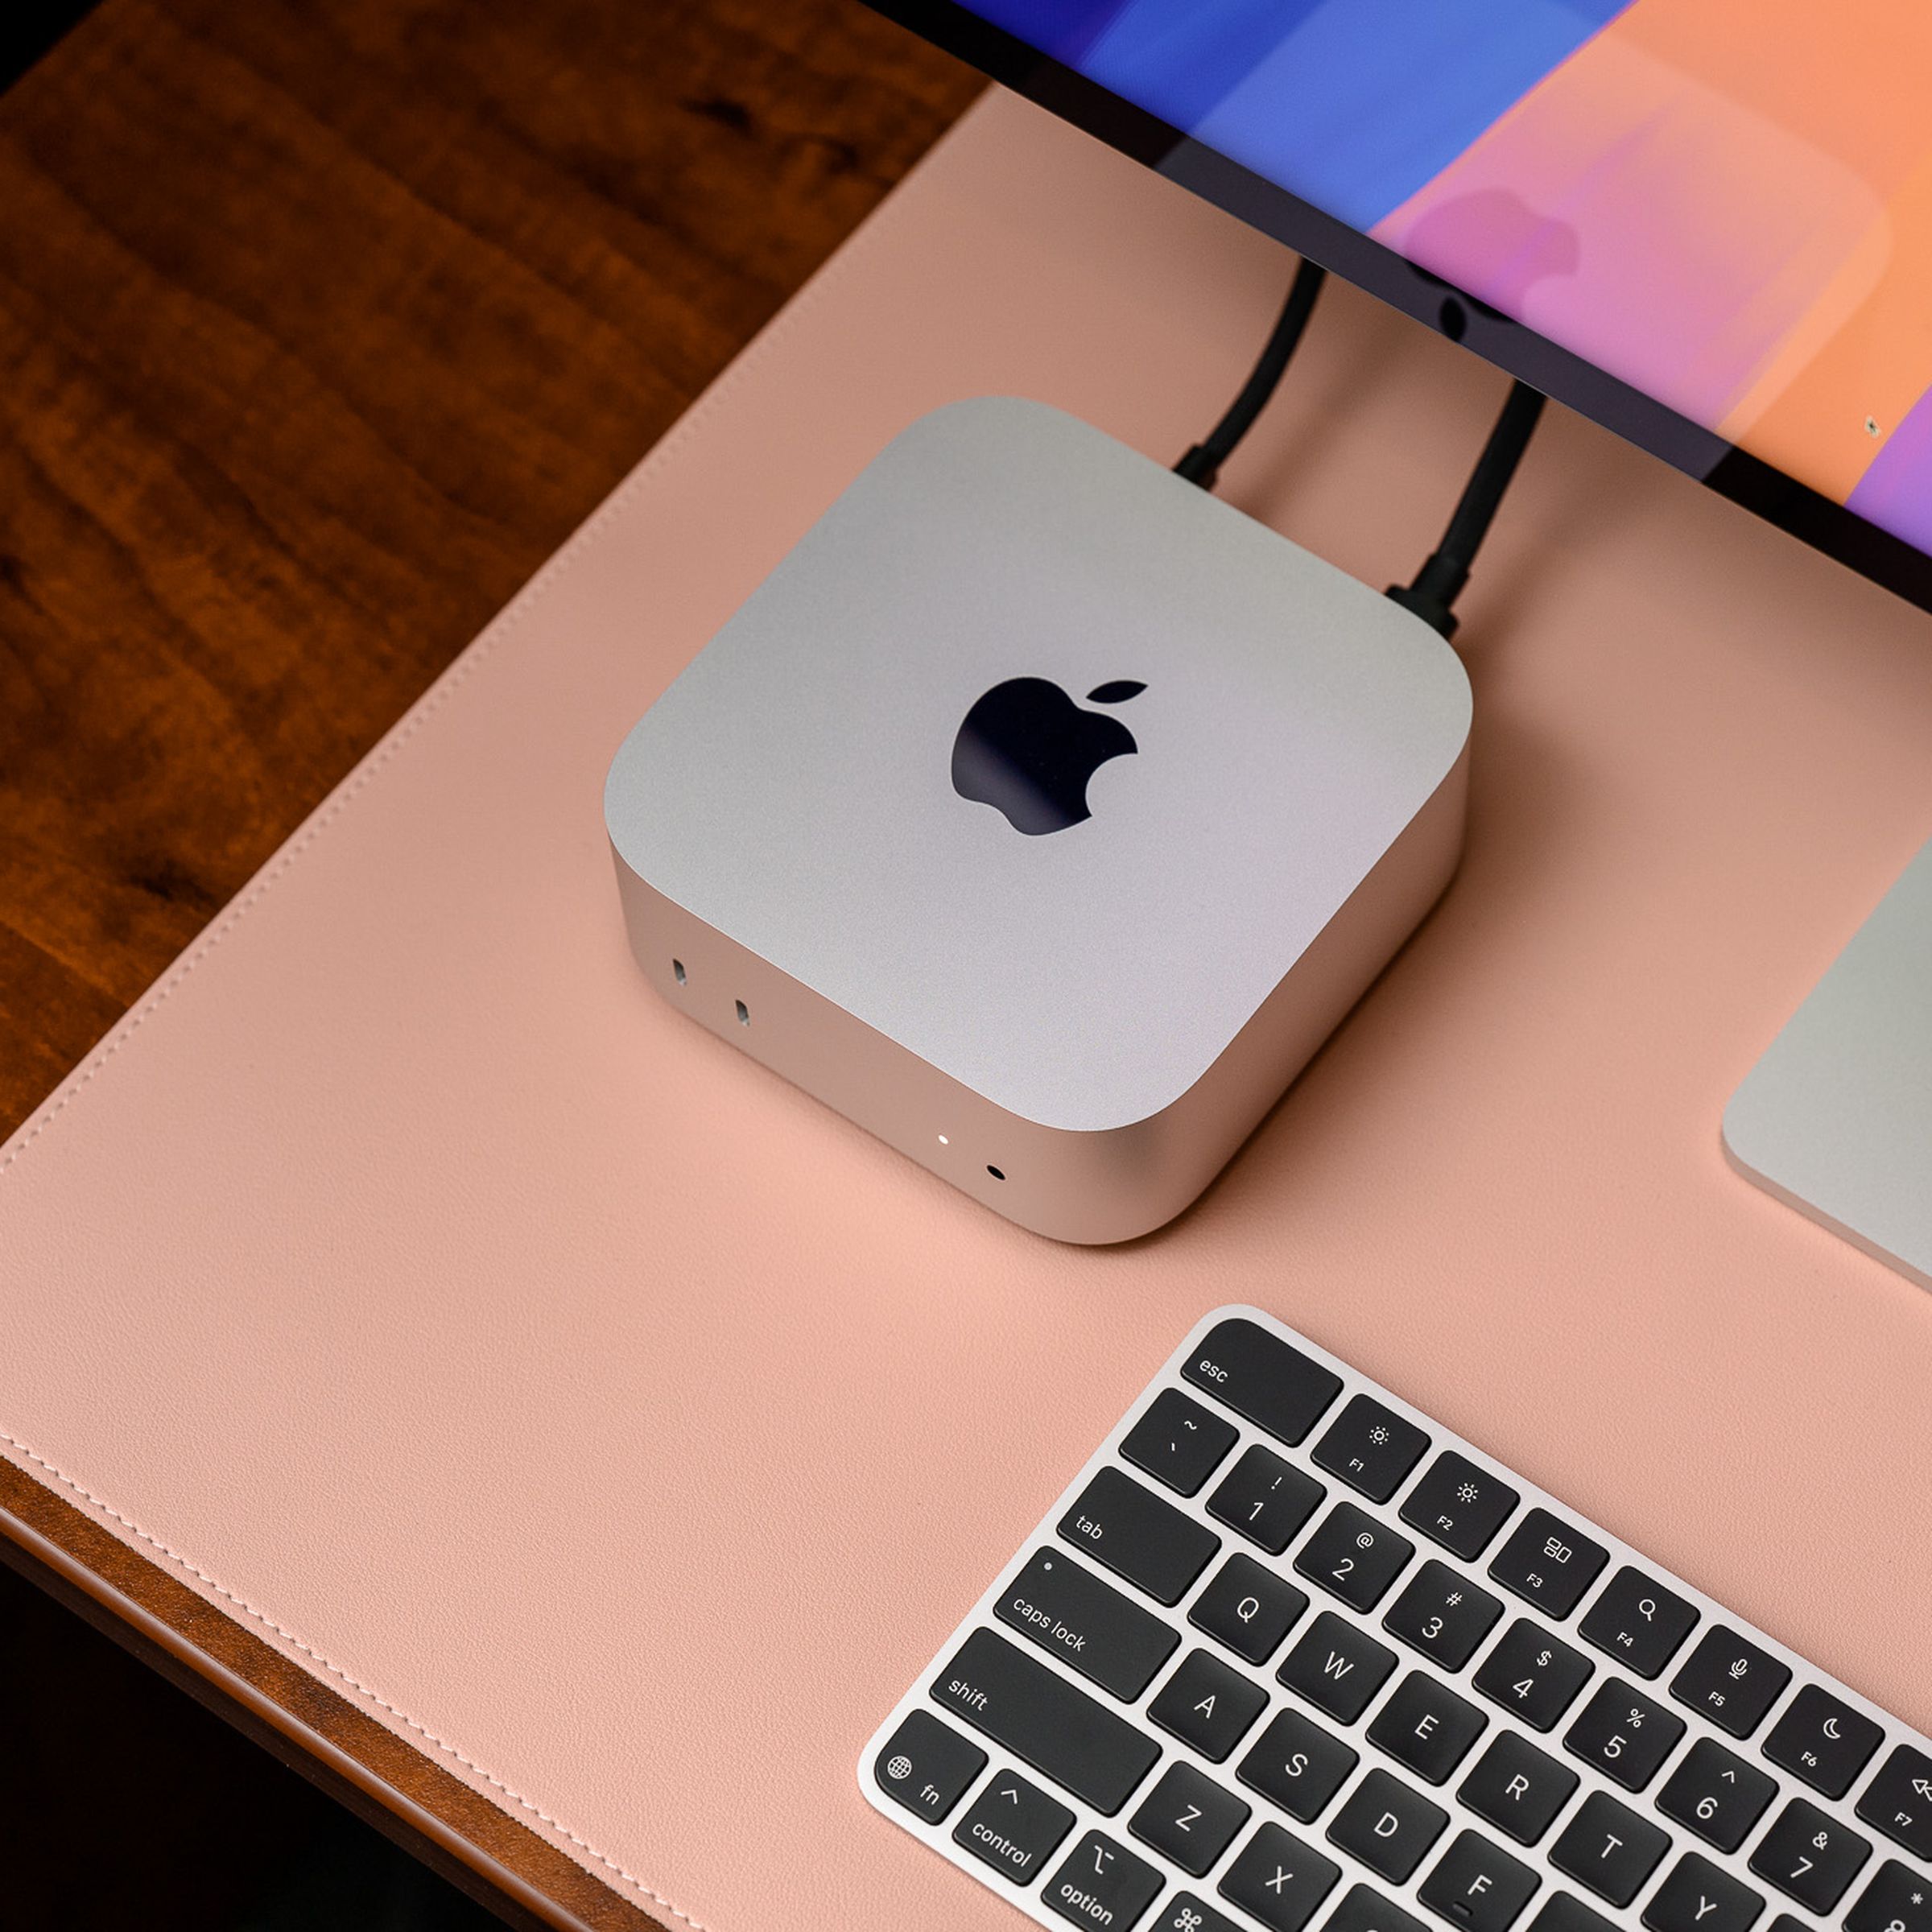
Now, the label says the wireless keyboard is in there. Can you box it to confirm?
[861,1307,1931,1932]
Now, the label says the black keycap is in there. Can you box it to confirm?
[1131,1761,1252,1876]
[1061,1466,1220,1606]
[1550,1792,1670,1907]
[1045,1831,1165,1932]
[1298,1501,1416,1612]
[1403,1454,1521,1563]
[1385,1561,1505,1673]
[1763,1684,1884,1800]
[1278,1611,1399,1725]
[1657,1737,1778,1853]
[1459,1733,1579,1845]
[1239,1708,1359,1823]
[953,1769,1075,1886]
[1526,1895,1618,1932]
[1488,1510,1608,1621]
[1578,1568,1699,1681]
[1221,1822,1344,1932]
[996,1549,1179,1699]
[1418,1830,1542,1932]
[1150,1648,1269,1762]
[933,1630,1160,1814]
[1328,1768,1450,1883]
[1160,1896,1249,1932]
[1123,1388,1241,1496]
[1193,1552,1310,1665]
[1210,1445,1326,1555]
[1748,1798,1872,1913]
[1313,1395,1430,1502]
[1669,1628,1791,1739]
[1857,1744,1932,1860]
[1472,1622,1594,1732]
[1368,1673,1488,1785]
[1563,1679,1686,1791]
[874,1709,986,1823]
[1847,1860,1932,1932]
[1327,1885,1430,1932]
[1642,1854,1765,1932]
[1186,1317,1344,1447]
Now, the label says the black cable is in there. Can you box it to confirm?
[1174,258,1327,490]
[1387,380,1546,640]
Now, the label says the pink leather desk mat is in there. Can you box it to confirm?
[3,89,1930,1932]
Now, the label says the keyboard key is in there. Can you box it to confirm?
[1278,1611,1398,1725]
[953,1769,1075,1886]
[1459,1733,1579,1846]
[1578,1568,1699,1681]
[1856,1744,1932,1859]
[933,1630,1160,1814]
[1550,1792,1670,1907]
[1122,1388,1240,1496]
[1419,1830,1542,1932]
[1185,1317,1344,1447]
[1472,1622,1594,1732]
[1847,1860,1932,1932]
[1045,1831,1164,1932]
[1327,1884,1430,1932]
[1526,1896,1617,1932]
[873,1709,986,1823]
[1221,1822,1344,1932]
[1385,1562,1505,1673]
[1748,1798,1872,1913]
[1239,1708,1359,1823]
[1641,1855,1765,1932]
[1403,1454,1520,1563]
[1130,1761,1251,1876]
[1210,1446,1326,1555]
[1368,1673,1488,1785]
[1160,1896,1249,1932]
[1488,1510,1608,1621]
[1763,1684,1884,1799]
[1328,1768,1449,1883]
[1297,1501,1416,1611]
[1656,1737,1777,1853]
[1313,1394,1430,1502]
[1562,1679,1686,1791]
[1061,1466,1220,1606]
[1669,1628,1791,1739]
[995,1549,1179,1699]
[1192,1552,1309,1665]
[1150,1648,1269,1761]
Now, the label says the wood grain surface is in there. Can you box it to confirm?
[0,2,977,1922]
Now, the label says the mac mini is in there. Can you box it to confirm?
[605,398,1471,1243]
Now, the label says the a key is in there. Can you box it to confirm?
[994,1548,1179,1699]
[952,1769,1075,1886]
[1238,1707,1359,1823]
[1149,1648,1269,1761]
[1044,1831,1165,1932]
[1122,1388,1241,1496]
[1763,1684,1884,1800]
[1185,1317,1344,1446]
[1489,1510,1608,1621]
[1856,1744,1932,1860]
[1550,1792,1670,1907]
[1297,1501,1416,1611]
[1312,1394,1430,1502]
[1327,1768,1450,1883]
[1402,1453,1520,1563]
[1669,1628,1791,1739]
[1526,1897,1618,1932]
[873,1709,986,1823]
[1641,1855,1765,1932]
[1192,1551,1309,1665]
[1129,1761,1251,1876]
[1059,1466,1220,1606]
[1326,1884,1430,1932]
[1209,1444,1326,1555]
[1458,1733,1579,1846]
[1161,1896,1249,1932]
[1278,1611,1399,1725]
[1562,1678,1686,1791]
[1655,1737,1777,1853]
[1418,1829,1542,1932]
[1368,1672,1488,1785]
[931,1630,1160,1814]
[1747,1798,1872,1913]
[1472,1621,1594,1732]
[1577,1568,1699,1681]
[1220,1822,1344,1932]
[1384,1561,1504,1673]
[1846,1860,1932,1932]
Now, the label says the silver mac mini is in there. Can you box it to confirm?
[604,398,1471,1243]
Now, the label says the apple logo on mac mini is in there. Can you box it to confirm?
[950,676,1145,835]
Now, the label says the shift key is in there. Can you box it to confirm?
[1059,1466,1219,1605]
[996,1548,1180,1699]
[935,1628,1162,1814]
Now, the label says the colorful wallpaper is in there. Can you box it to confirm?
[971,0,1932,556]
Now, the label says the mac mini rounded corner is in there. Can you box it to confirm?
[605,398,1472,1243]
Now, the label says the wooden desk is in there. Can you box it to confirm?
[0,3,976,1924]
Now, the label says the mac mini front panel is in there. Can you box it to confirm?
[605,398,1471,1241]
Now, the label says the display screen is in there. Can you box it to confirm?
[952,1,1932,561]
